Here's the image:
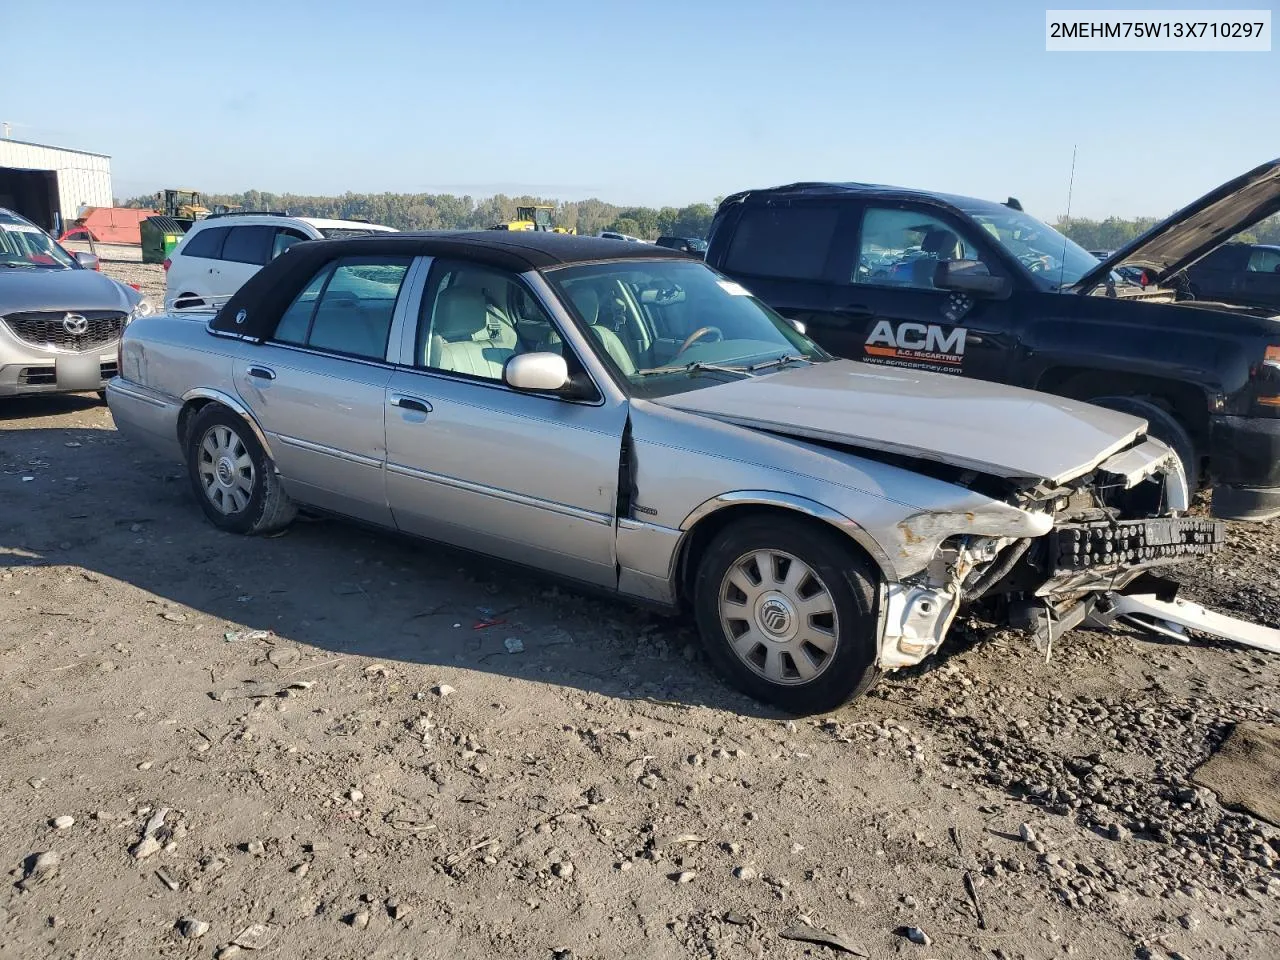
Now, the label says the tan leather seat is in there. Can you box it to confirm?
[428,287,515,379]
[568,285,636,376]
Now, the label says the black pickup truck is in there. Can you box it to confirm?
[705,159,1280,521]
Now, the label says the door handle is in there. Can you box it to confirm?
[834,303,871,315]
[389,394,432,414]
[246,365,276,381]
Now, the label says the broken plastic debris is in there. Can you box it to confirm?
[224,630,271,642]
[504,637,524,654]
[779,923,868,955]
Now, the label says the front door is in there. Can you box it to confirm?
[816,204,1017,384]
[233,254,416,526]
[384,260,626,586]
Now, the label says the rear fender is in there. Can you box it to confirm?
[179,388,276,464]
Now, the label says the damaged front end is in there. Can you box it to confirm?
[876,436,1226,670]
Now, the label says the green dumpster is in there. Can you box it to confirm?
[140,216,187,265]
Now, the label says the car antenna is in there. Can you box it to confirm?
[1058,144,1077,292]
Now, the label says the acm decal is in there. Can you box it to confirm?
[863,320,968,373]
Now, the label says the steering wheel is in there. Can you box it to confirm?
[673,325,723,357]
[1019,253,1053,273]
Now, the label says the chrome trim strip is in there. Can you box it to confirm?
[180,387,274,458]
[277,434,383,468]
[108,381,169,409]
[386,461,613,526]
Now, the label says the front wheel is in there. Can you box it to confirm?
[692,517,881,714]
[185,405,296,535]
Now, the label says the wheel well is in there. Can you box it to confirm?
[675,504,880,609]
[177,397,215,447]
[1036,367,1210,448]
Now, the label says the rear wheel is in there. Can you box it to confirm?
[184,405,296,535]
[1088,395,1200,496]
[692,516,881,714]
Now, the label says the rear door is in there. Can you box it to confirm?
[1240,246,1280,308]
[232,254,421,525]
[820,203,1018,382]
[216,225,275,299]
[713,200,845,335]
[169,225,228,307]
[1186,245,1249,300]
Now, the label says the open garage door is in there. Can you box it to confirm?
[0,167,60,232]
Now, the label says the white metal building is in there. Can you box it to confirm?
[0,138,113,232]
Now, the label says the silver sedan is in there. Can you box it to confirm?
[107,232,1210,713]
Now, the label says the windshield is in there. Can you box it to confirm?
[0,218,76,269]
[962,204,1100,290]
[545,259,829,398]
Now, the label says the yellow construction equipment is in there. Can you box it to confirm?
[157,189,211,223]
[489,205,576,234]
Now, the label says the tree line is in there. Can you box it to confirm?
[1055,213,1280,251]
[123,190,1280,249]
[123,190,719,240]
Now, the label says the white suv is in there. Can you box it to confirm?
[164,214,397,309]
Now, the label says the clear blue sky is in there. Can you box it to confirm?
[2,0,1275,219]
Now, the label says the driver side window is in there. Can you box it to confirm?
[852,207,987,290]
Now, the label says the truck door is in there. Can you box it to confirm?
[818,203,1018,385]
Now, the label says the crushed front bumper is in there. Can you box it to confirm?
[1043,516,1225,576]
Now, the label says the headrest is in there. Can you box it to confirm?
[568,285,600,324]
[921,228,961,259]
[434,286,488,340]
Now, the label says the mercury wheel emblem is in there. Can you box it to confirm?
[62,313,89,335]
[759,597,792,635]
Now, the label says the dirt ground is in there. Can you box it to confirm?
[1,265,1278,960]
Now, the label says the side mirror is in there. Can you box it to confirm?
[74,251,100,271]
[934,259,1011,298]
[785,317,807,336]
[504,352,570,392]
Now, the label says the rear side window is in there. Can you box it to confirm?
[220,225,274,265]
[724,205,840,280]
[270,256,412,360]
[180,226,228,259]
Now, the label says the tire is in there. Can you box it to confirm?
[1088,395,1200,496]
[692,516,881,714]
[184,405,296,535]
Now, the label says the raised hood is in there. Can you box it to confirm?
[1075,157,1280,293]
[652,360,1147,485]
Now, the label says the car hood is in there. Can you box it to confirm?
[1074,157,1280,293]
[651,360,1147,485]
[0,267,137,314]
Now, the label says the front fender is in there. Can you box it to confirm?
[679,490,902,582]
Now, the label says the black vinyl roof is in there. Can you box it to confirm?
[350,230,686,269]
[209,230,685,339]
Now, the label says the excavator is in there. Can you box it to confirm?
[489,205,576,234]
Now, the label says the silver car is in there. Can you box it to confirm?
[106,232,1217,712]
[0,208,153,398]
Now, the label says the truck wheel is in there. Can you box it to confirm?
[185,405,296,535]
[1089,395,1200,495]
[692,516,881,714]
